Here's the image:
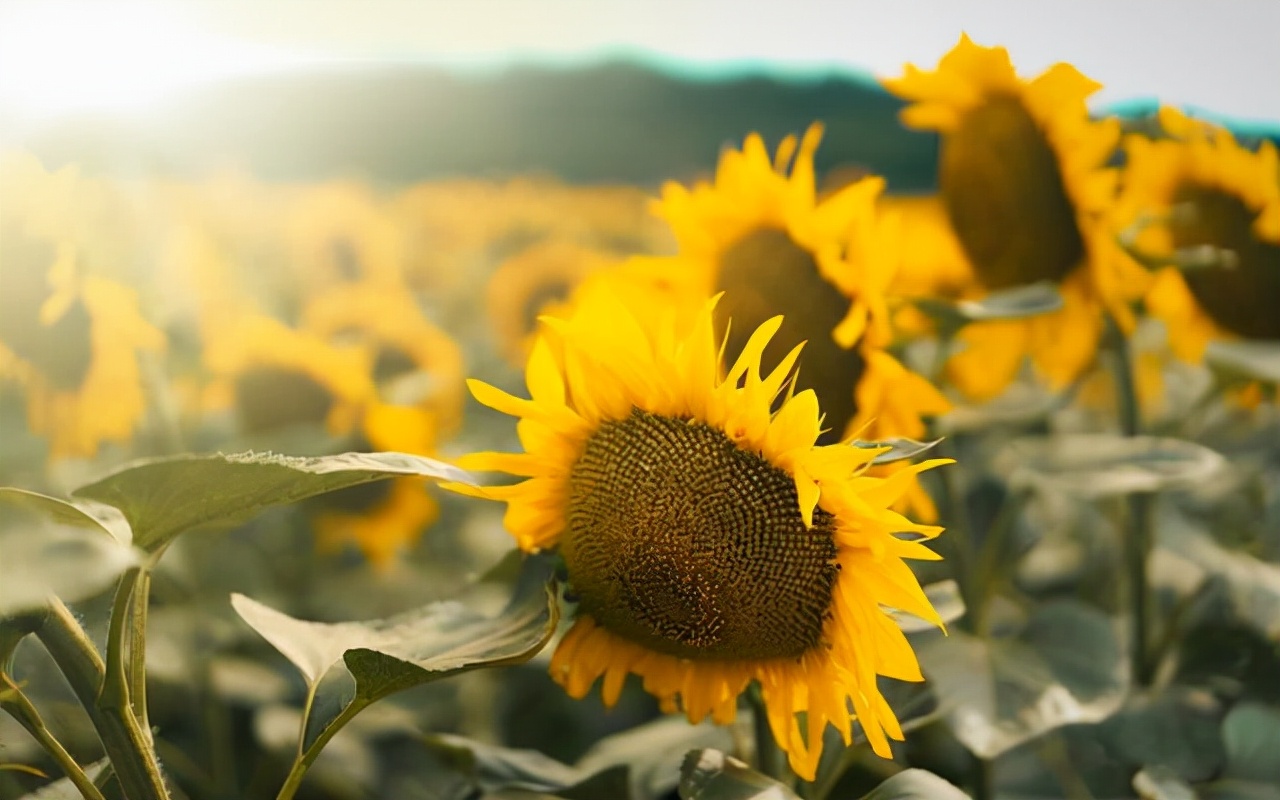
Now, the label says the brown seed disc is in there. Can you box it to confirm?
[717,226,865,444]
[1172,185,1280,340]
[564,408,839,661]
[940,93,1085,289]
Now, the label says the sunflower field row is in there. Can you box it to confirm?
[2,35,1279,800]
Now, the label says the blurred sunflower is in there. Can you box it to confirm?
[281,182,405,305]
[649,124,948,445]
[0,230,164,459]
[883,35,1149,400]
[485,238,616,365]
[1119,108,1280,361]
[450,288,949,780]
[204,314,441,567]
[302,280,466,436]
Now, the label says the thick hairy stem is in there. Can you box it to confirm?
[35,598,170,800]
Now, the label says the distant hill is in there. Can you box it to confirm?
[18,61,941,190]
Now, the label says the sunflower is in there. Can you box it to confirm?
[0,230,164,459]
[485,238,617,366]
[1118,107,1280,362]
[647,124,949,446]
[449,287,949,779]
[883,35,1150,400]
[302,280,466,436]
[204,313,441,566]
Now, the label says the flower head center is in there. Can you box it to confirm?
[234,368,335,434]
[941,93,1084,289]
[564,408,839,661]
[717,226,865,443]
[1171,184,1280,340]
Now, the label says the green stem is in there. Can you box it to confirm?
[35,598,170,800]
[103,568,141,713]
[275,699,368,800]
[1108,316,1156,688]
[129,569,153,738]
[1,673,107,800]
[1125,493,1157,687]
[744,685,787,784]
[971,489,1030,638]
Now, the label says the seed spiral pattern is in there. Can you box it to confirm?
[564,408,839,661]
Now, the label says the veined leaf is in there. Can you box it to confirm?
[861,770,972,799]
[998,434,1225,498]
[72,450,473,552]
[677,749,801,800]
[0,488,139,616]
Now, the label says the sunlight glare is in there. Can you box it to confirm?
[0,1,300,120]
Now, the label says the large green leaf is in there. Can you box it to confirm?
[72,450,474,552]
[1205,340,1280,386]
[1100,690,1226,782]
[677,749,801,800]
[997,434,1225,498]
[861,770,972,799]
[913,281,1064,337]
[15,760,109,799]
[1222,703,1280,784]
[423,733,632,800]
[917,601,1127,759]
[232,553,558,752]
[576,716,736,800]
[0,488,139,616]
[1161,516,1280,638]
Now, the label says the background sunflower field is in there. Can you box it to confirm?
[2,5,1280,800]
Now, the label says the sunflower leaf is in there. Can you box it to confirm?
[912,281,1063,335]
[578,716,736,800]
[1222,703,1280,784]
[233,553,558,753]
[917,600,1127,760]
[677,749,801,800]
[13,759,109,800]
[860,769,973,799]
[1205,340,1280,386]
[851,438,943,465]
[1131,766,1198,800]
[72,450,474,552]
[422,733,633,800]
[0,488,140,616]
[996,434,1226,498]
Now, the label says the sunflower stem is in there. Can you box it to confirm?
[1107,316,1156,688]
[275,698,368,800]
[745,685,786,784]
[36,598,171,800]
[1,672,107,800]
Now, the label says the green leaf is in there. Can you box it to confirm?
[1222,703,1280,784]
[233,553,558,751]
[0,489,140,616]
[1161,518,1280,638]
[1205,340,1280,386]
[677,749,801,800]
[72,450,474,552]
[15,759,108,799]
[1132,766,1198,800]
[1100,690,1226,782]
[913,281,1064,336]
[423,733,632,800]
[577,716,736,800]
[917,601,1126,759]
[998,434,1225,498]
[850,438,943,466]
[861,769,972,799]
[892,580,964,634]
[0,488,131,544]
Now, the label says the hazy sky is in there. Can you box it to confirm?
[1,0,1277,125]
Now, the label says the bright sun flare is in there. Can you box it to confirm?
[0,1,300,120]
